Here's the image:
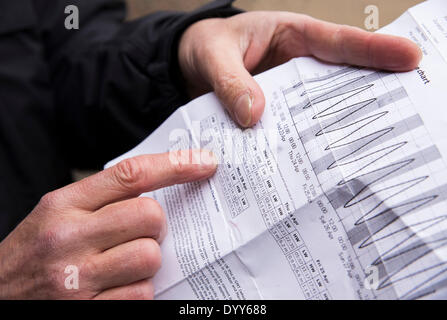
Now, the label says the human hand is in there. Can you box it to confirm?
[178,11,422,127]
[0,150,216,299]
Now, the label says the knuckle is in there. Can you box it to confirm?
[215,73,250,113]
[37,220,71,254]
[114,158,144,190]
[332,26,343,46]
[172,155,188,175]
[332,25,350,57]
[216,72,242,99]
[82,256,102,280]
[38,191,61,211]
[36,217,83,260]
[365,32,375,66]
[168,150,191,177]
[169,152,196,178]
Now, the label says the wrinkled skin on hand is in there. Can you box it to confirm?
[179,11,422,128]
[0,150,217,299]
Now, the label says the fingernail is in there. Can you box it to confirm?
[199,149,218,170]
[234,93,253,127]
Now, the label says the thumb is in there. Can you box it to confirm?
[210,53,265,128]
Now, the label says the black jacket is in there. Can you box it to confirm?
[0,0,240,239]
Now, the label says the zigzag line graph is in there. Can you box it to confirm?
[283,66,447,299]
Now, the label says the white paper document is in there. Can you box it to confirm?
[107,0,447,299]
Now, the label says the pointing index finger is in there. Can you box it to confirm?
[57,150,217,211]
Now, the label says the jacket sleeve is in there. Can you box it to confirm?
[34,0,241,168]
